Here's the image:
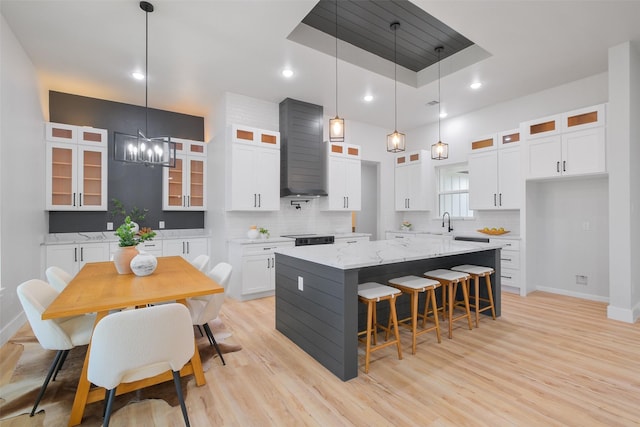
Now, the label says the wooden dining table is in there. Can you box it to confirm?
[42,255,223,426]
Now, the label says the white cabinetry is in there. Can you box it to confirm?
[108,241,163,260]
[321,143,361,211]
[491,238,523,296]
[334,235,370,244]
[394,150,433,211]
[468,130,521,210]
[162,138,207,210]
[226,125,280,211]
[524,104,606,179]
[45,122,108,211]
[227,240,294,301]
[45,242,110,275]
[162,238,208,262]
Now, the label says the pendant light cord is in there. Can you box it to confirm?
[144,5,149,137]
[393,23,398,131]
[437,47,441,141]
[335,0,338,117]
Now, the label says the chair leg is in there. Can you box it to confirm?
[30,349,65,416]
[103,388,116,427]
[52,349,70,381]
[172,370,191,427]
[196,325,204,337]
[203,323,226,366]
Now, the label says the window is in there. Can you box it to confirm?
[437,163,473,218]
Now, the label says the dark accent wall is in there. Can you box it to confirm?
[48,91,205,233]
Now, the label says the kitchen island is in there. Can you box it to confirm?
[274,237,503,381]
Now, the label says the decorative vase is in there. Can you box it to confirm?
[113,246,139,274]
[130,251,158,277]
[131,221,140,234]
[247,226,259,239]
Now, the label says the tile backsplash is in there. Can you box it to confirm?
[225,198,352,239]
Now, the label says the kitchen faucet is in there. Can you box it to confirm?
[442,212,453,233]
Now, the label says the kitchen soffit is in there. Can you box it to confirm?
[291,0,488,88]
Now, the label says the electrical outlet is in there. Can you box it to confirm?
[106,222,113,231]
[159,221,165,229]
[298,276,304,291]
[576,275,588,285]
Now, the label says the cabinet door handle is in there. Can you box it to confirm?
[182,241,186,254]
[502,275,513,280]
[258,194,261,208]
[563,161,566,172]
[499,193,502,206]
[267,258,271,269]
[79,193,82,207]
[187,195,190,207]
[501,257,512,262]
[494,193,497,206]
[73,193,76,207]
[346,197,349,209]
[254,194,257,208]
[80,247,84,262]
[74,247,78,262]
[186,241,190,254]
[557,161,560,173]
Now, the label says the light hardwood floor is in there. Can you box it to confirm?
[2,291,640,426]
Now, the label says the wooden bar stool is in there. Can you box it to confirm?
[451,264,496,327]
[423,269,473,339]
[357,282,403,373]
[387,275,441,354]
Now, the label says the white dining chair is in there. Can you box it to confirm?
[187,262,232,365]
[45,266,73,293]
[88,303,194,427]
[16,279,96,416]
[189,254,210,272]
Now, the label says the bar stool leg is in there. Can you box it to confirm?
[410,291,418,354]
[428,288,442,343]
[473,275,481,327]
[364,300,374,374]
[389,296,403,360]
[485,274,497,320]
[461,279,473,331]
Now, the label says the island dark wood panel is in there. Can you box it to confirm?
[275,247,501,381]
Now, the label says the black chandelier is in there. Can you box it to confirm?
[114,1,176,167]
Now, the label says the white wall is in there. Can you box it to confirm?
[527,177,609,300]
[607,41,640,322]
[0,15,49,345]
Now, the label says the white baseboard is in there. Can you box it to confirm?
[0,312,26,347]
[607,302,640,324]
[535,286,609,303]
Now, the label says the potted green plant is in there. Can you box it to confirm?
[110,198,149,232]
[113,216,157,274]
[259,227,270,239]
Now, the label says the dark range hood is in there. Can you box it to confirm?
[279,98,327,197]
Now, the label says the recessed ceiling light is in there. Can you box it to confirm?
[470,81,482,90]
[132,71,145,80]
[282,68,294,78]
[363,94,373,102]
[439,112,448,119]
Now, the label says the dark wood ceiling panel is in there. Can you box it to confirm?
[302,0,474,72]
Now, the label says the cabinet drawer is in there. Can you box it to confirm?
[242,243,293,256]
[500,267,520,288]
[500,250,520,269]
[491,238,520,250]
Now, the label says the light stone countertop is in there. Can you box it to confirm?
[275,236,505,270]
[42,229,210,245]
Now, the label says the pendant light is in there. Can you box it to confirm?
[329,0,344,142]
[431,46,449,160]
[114,1,176,167]
[387,21,405,153]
